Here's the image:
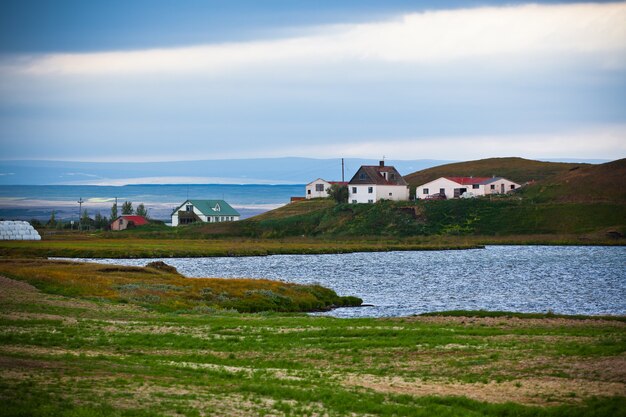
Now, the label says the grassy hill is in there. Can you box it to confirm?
[86,158,626,243]
[175,198,624,240]
[521,158,626,203]
[404,157,584,190]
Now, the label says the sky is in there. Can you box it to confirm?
[0,0,625,162]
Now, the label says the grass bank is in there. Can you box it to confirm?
[0,237,483,258]
[0,259,361,313]
[0,273,624,416]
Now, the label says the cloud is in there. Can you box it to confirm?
[269,125,626,161]
[4,2,626,76]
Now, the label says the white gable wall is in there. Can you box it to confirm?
[349,185,377,203]
[376,185,409,201]
[349,184,409,203]
[416,177,522,199]
[416,178,470,199]
[484,178,521,195]
[306,179,331,199]
[171,201,207,226]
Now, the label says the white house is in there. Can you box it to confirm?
[171,199,240,226]
[305,179,348,199]
[416,177,521,199]
[348,161,409,203]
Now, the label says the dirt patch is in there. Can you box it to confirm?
[1,311,79,325]
[343,374,626,406]
[0,275,39,298]
[0,345,126,359]
[0,355,65,371]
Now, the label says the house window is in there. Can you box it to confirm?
[368,187,373,193]
[510,185,515,189]
[439,188,445,194]
[368,199,373,203]
[186,205,192,212]
[352,187,357,193]
[359,173,366,180]
[472,184,479,189]
[390,173,396,180]
[307,189,311,195]
[389,192,392,196]
[490,185,495,190]
[315,184,324,192]
[352,200,357,204]
[213,203,221,212]
[423,188,429,195]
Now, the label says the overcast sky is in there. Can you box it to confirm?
[0,0,625,162]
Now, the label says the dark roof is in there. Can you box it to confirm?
[348,165,408,186]
[113,215,149,225]
[173,200,240,217]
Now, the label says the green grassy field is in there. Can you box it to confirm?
[1,270,625,416]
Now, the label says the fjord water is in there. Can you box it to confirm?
[0,184,302,220]
[73,246,626,318]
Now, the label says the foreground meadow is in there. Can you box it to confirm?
[0,262,625,416]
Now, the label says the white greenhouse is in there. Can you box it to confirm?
[0,221,41,241]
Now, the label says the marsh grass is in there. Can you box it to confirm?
[0,272,625,416]
[0,259,361,313]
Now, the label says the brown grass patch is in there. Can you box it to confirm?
[343,374,626,406]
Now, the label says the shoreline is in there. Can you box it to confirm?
[2,236,625,259]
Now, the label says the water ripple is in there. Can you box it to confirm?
[67,246,626,318]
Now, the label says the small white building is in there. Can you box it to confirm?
[416,176,521,199]
[305,179,348,199]
[171,200,240,226]
[348,161,409,203]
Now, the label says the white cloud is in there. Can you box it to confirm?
[266,125,626,161]
[5,2,626,76]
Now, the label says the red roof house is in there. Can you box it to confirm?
[110,215,149,231]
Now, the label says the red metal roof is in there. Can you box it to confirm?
[119,215,149,225]
[445,176,492,185]
[328,181,348,186]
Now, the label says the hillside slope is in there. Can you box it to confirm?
[404,157,583,189]
[521,158,626,203]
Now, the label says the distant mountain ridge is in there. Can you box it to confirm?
[0,158,453,185]
[0,157,610,186]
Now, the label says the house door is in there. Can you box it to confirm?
[500,184,505,193]
[454,188,467,198]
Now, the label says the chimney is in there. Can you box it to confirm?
[379,160,385,167]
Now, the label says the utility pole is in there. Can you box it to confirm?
[341,158,345,182]
[77,197,84,231]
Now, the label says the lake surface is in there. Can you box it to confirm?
[69,246,626,318]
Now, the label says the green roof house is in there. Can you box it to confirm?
[171,199,240,226]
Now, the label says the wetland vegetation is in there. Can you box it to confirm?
[0,268,625,416]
